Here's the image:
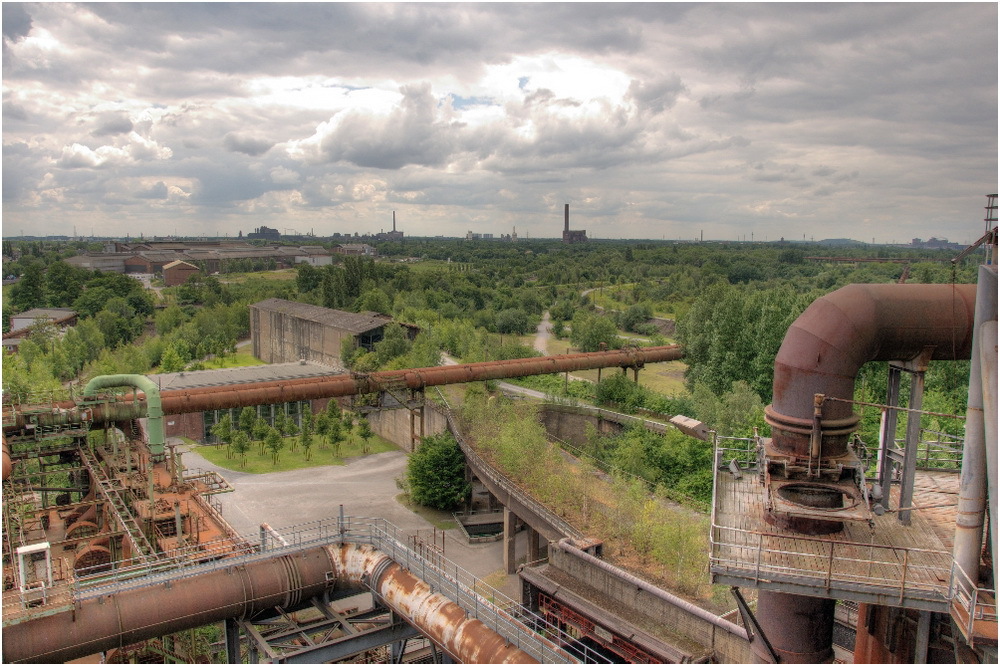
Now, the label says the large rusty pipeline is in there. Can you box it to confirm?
[765,283,976,462]
[4,542,540,664]
[756,283,978,664]
[2,345,683,435]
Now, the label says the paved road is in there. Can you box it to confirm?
[178,439,524,593]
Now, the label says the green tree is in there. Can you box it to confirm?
[238,406,257,435]
[253,417,270,455]
[265,427,284,464]
[158,344,186,373]
[45,260,84,307]
[570,310,619,352]
[357,417,373,454]
[326,418,343,456]
[231,430,251,467]
[209,414,233,445]
[405,433,470,510]
[11,261,45,311]
[357,288,391,315]
[374,323,410,366]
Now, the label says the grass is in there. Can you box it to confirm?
[198,349,265,370]
[543,337,688,396]
[193,431,399,474]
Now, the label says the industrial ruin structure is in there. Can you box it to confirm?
[562,204,587,244]
[2,196,996,664]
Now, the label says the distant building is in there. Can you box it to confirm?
[246,226,281,241]
[162,260,200,287]
[562,204,587,244]
[333,244,376,257]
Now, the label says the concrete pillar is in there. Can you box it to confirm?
[877,366,903,508]
[527,526,542,564]
[503,507,518,574]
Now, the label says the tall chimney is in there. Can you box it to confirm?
[564,204,570,232]
[392,211,396,232]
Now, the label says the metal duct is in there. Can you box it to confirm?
[82,374,165,460]
[3,543,539,664]
[4,346,683,433]
[765,283,976,461]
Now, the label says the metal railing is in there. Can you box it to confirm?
[949,561,999,647]
[711,440,956,609]
[49,514,582,662]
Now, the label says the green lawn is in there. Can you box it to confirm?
[199,348,265,370]
[545,337,688,396]
[193,431,400,473]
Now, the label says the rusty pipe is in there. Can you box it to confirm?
[3,547,338,663]
[4,542,541,664]
[4,346,683,433]
[329,543,540,663]
[765,283,976,461]
[2,437,11,480]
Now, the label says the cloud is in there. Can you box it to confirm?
[92,112,134,137]
[223,132,274,156]
[1,3,995,242]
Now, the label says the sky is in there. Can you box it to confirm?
[2,2,997,243]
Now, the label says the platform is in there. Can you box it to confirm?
[711,466,961,612]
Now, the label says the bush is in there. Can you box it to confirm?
[406,433,470,510]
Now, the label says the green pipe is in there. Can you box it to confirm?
[83,375,165,461]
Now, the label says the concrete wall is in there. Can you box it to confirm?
[548,544,753,664]
[538,404,668,448]
[364,402,449,451]
[250,305,347,367]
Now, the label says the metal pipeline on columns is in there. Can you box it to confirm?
[5,542,544,664]
[4,346,683,433]
[82,374,165,460]
[3,546,339,663]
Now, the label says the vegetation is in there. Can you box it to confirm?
[404,433,470,510]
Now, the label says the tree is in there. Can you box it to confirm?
[357,288,391,315]
[357,417,373,454]
[373,323,410,366]
[265,427,284,464]
[238,406,257,435]
[570,311,619,352]
[405,433,470,510]
[231,431,251,467]
[253,416,270,455]
[159,344,186,373]
[209,414,233,451]
[495,308,531,335]
[45,260,84,307]
[11,261,44,311]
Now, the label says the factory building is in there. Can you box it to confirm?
[249,298,417,367]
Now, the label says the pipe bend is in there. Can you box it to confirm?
[769,283,976,457]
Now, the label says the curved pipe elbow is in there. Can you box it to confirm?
[83,374,165,460]
[768,283,976,457]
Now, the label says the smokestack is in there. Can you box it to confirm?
[564,204,570,232]
[392,211,396,232]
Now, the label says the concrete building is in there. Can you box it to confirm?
[147,361,342,441]
[162,260,200,287]
[250,298,415,366]
[333,244,376,257]
[8,308,78,333]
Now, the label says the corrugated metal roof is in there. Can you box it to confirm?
[251,298,392,334]
[163,260,198,270]
[148,360,343,391]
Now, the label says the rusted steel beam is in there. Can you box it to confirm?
[3,346,683,434]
